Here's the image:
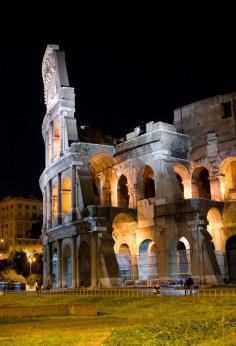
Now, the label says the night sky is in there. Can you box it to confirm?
[1,25,236,200]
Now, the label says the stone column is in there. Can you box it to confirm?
[219,175,226,200]
[57,173,62,224]
[45,131,49,166]
[182,179,191,199]
[128,185,136,208]
[46,242,52,286]
[90,232,98,287]
[57,239,62,288]
[157,228,169,278]
[72,236,77,288]
[47,181,52,229]
[71,165,77,220]
[209,176,221,201]
[43,188,47,231]
[50,123,54,162]
[43,244,48,288]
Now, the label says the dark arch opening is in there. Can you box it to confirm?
[78,242,91,287]
[144,177,155,199]
[117,175,129,208]
[176,173,184,198]
[192,167,211,199]
[226,236,236,281]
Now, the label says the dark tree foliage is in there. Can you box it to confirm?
[28,221,42,239]
[9,250,29,276]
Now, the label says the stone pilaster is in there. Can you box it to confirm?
[43,244,47,288]
[90,232,98,287]
[71,165,77,220]
[72,236,77,288]
[57,239,62,288]
[50,123,54,163]
[47,181,52,229]
[57,173,62,224]
[209,175,221,201]
[46,242,52,285]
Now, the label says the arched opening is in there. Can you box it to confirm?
[173,164,191,198]
[117,175,129,207]
[192,167,211,199]
[53,120,60,160]
[176,173,184,199]
[207,208,225,275]
[143,166,155,199]
[89,152,115,206]
[62,176,71,215]
[63,245,72,288]
[226,236,236,281]
[78,242,91,287]
[169,237,191,278]
[138,240,158,280]
[220,158,236,200]
[52,184,58,220]
[117,244,132,281]
[52,249,58,288]
[112,213,137,281]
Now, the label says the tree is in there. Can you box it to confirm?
[28,221,42,239]
[0,268,26,284]
[8,249,29,276]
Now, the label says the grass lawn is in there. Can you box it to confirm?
[0,294,236,345]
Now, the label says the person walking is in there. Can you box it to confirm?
[184,276,194,295]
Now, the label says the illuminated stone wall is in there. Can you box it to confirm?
[40,45,236,288]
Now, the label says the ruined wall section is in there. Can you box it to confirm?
[174,93,236,150]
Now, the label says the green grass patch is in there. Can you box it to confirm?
[0,295,236,345]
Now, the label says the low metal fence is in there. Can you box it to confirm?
[2,288,236,298]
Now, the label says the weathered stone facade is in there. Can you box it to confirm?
[40,45,236,288]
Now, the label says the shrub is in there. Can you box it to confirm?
[27,274,42,286]
[0,268,26,284]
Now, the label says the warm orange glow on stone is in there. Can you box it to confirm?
[62,176,71,214]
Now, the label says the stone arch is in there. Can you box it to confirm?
[173,164,191,199]
[52,184,58,219]
[78,241,91,287]
[219,157,236,200]
[169,236,191,278]
[136,164,156,201]
[207,208,223,251]
[192,167,211,199]
[112,213,137,281]
[226,235,236,281]
[89,152,115,206]
[62,176,71,215]
[143,165,155,199]
[53,119,60,160]
[116,243,132,281]
[62,244,72,288]
[112,213,137,238]
[117,174,129,207]
[138,239,158,280]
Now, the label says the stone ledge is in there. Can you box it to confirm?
[0,304,97,317]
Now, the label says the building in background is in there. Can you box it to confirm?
[0,196,42,259]
[40,45,236,289]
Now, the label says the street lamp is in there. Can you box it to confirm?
[0,239,4,256]
[28,255,35,275]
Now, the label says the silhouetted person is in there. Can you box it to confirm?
[184,276,193,295]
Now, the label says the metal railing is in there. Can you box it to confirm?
[2,287,236,298]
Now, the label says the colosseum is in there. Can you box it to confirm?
[40,44,236,288]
